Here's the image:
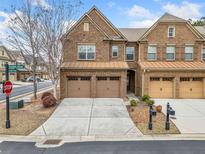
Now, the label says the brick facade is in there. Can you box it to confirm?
[60,6,205,99]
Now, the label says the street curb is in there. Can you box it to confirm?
[1,134,205,145]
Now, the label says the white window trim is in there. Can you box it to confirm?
[202,48,205,61]
[83,22,89,31]
[184,46,194,61]
[168,26,175,38]
[166,46,175,61]
[125,47,135,61]
[147,45,157,61]
[77,44,96,60]
[112,45,118,58]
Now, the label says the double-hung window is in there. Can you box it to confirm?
[147,45,157,60]
[202,48,205,61]
[112,46,118,57]
[185,46,194,61]
[166,46,175,60]
[78,44,95,60]
[126,47,135,61]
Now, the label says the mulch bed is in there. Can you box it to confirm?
[0,91,58,136]
[127,103,180,135]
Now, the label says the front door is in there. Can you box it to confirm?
[127,70,135,93]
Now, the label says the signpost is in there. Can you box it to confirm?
[4,63,13,128]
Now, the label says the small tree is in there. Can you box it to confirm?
[6,0,43,99]
[37,0,82,97]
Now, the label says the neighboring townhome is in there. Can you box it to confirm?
[137,13,205,99]
[0,46,16,81]
[60,6,205,99]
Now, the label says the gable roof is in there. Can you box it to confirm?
[87,6,127,40]
[139,12,204,41]
[0,46,15,62]
[194,26,205,36]
[62,13,110,40]
[159,13,187,23]
[118,28,148,42]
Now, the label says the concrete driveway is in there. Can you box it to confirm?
[30,98,142,136]
[155,99,205,134]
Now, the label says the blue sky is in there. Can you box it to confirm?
[0,0,205,35]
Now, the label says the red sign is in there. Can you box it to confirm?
[4,81,13,96]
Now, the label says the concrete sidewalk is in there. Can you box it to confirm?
[30,98,142,137]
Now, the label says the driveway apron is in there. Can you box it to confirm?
[155,99,205,134]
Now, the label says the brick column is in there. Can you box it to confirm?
[120,71,127,98]
[175,77,180,98]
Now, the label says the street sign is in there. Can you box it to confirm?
[4,81,13,97]
[8,64,25,72]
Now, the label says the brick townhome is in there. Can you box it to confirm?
[60,6,205,99]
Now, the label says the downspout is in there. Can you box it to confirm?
[141,69,145,96]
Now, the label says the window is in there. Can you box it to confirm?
[180,77,190,81]
[78,45,95,60]
[202,48,205,60]
[68,76,78,80]
[83,23,89,31]
[162,77,173,81]
[80,77,91,80]
[150,77,160,81]
[126,47,135,61]
[168,26,175,37]
[166,46,175,60]
[147,45,157,60]
[97,77,107,80]
[185,46,194,60]
[112,46,118,57]
[110,77,120,80]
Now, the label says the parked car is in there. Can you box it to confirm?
[26,76,44,82]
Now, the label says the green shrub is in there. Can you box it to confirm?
[130,99,138,106]
[141,94,150,102]
[145,99,155,106]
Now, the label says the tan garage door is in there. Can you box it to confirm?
[149,77,173,98]
[96,77,120,98]
[179,77,203,98]
[67,76,91,98]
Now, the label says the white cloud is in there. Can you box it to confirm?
[129,18,158,28]
[127,5,155,19]
[0,11,24,49]
[31,0,51,10]
[107,1,116,8]
[162,1,202,20]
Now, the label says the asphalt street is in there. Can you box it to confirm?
[0,140,205,154]
[0,81,52,101]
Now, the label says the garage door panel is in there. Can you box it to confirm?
[149,77,173,98]
[96,77,120,98]
[179,78,203,98]
[67,76,91,98]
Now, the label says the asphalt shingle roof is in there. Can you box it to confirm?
[118,28,148,42]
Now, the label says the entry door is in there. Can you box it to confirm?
[67,76,91,98]
[96,77,120,98]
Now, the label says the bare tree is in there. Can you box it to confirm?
[37,0,82,97]
[6,0,43,99]
[6,0,82,98]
